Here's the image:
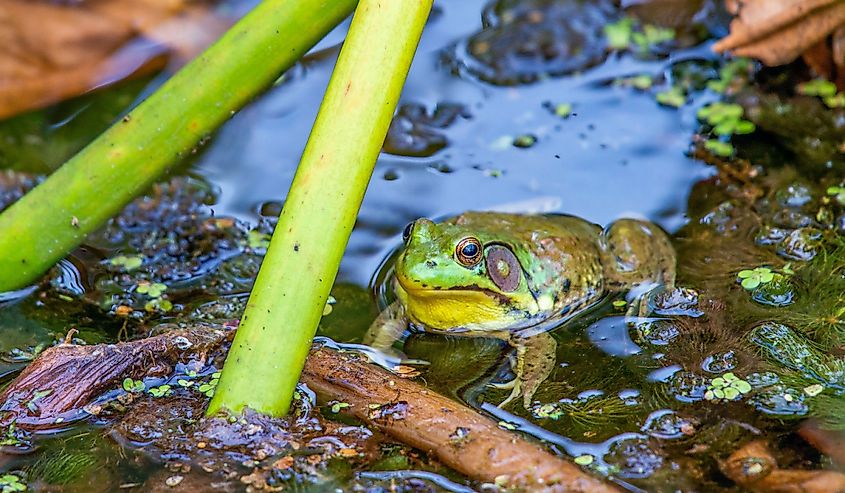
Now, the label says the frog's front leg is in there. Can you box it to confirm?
[362,301,408,350]
[497,331,557,409]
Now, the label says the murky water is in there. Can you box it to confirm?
[2,0,845,491]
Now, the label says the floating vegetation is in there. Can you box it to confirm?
[531,392,639,429]
[603,16,675,55]
[736,267,774,290]
[0,474,25,493]
[655,87,686,108]
[768,240,845,342]
[697,102,755,137]
[27,449,96,487]
[703,372,752,401]
[796,78,845,109]
[747,322,845,391]
[706,58,754,94]
[749,273,794,307]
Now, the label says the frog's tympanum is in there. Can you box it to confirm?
[365,211,676,408]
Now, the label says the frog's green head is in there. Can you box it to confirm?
[394,217,541,331]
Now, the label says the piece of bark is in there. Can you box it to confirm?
[0,326,232,429]
[302,346,621,493]
[0,329,619,492]
[713,0,845,67]
[720,440,845,493]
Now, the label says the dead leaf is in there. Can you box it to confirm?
[0,0,231,119]
[713,0,845,66]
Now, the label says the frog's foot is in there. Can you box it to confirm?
[487,378,517,390]
[497,331,557,409]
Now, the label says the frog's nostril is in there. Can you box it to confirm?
[425,260,437,268]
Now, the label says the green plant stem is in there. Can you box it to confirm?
[208,0,432,417]
[0,0,357,292]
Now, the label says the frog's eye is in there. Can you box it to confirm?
[485,245,520,292]
[455,237,482,266]
[402,222,414,244]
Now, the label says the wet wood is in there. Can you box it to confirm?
[720,440,845,493]
[0,329,618,492]
[0,326,231,430]
[302,345,621,493]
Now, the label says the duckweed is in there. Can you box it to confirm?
[703,372,751,401]
[108,254,143,271]
[703,139,733,157]
[122,378,145,393]
[0,474,26,493]
[655,87,686,108]
[736,267,774,290]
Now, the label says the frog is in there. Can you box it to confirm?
[364,211,676,408]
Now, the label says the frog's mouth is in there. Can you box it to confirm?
[394,275,540,331]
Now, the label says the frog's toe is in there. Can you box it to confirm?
[496,381,522,409]
[488,378,517,390]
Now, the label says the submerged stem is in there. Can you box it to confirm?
[0,0,357,292]
[208,0,433,417]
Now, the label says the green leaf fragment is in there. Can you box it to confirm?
[704,140,733,157]
[247,230,271,249]
[330,402,351,413]
[655,87,685,108]
[824,93,845,108]
[797,79,837,97]
[513,134,537,148]
[554,103,573,118]
[722,387,739,400]
[741,277,760,290]
[604,17,633,50]
[734,380,752,394]
[109,254,143,271]
[574,454,594,466]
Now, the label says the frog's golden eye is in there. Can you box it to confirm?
[455,237,482,267]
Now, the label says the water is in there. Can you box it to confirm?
[2,1,843,491]
[197,0,711,285]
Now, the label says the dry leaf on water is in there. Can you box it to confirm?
[713,0,845,68]
[0,0,231,119]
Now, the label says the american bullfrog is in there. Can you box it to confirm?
[364,211,676,408]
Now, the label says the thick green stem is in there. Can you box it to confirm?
[0,0,356,292]
[208,0,432,417]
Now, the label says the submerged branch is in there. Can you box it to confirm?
[0,329,618,492]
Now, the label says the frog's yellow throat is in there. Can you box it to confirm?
[394,279,534,332]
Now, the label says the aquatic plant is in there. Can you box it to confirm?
[532,393,640,429]
[0,0,359,291]
[703,372,752,401]
[769,240,845,343]
[209,0,435,417]
[0,474,25,493]
[736,267,774,290]
[748,322,845,390]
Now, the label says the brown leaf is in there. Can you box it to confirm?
[0,0,231,119]
[713,0,845,66]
